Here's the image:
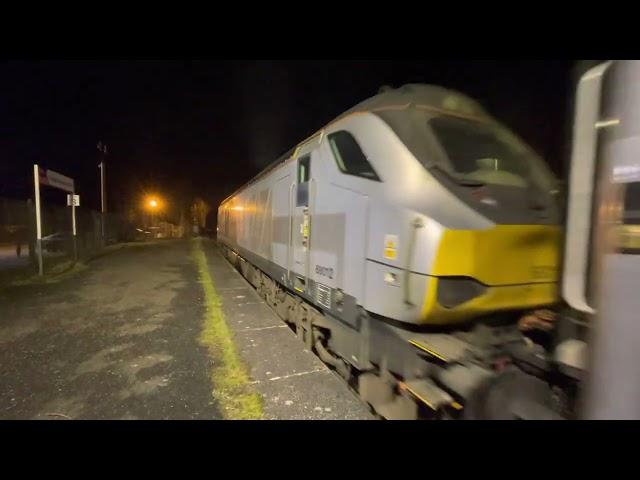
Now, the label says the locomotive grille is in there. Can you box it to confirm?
[316,283,332,309]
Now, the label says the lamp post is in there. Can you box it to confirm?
[144,196,162,237]
[98,142,107,247]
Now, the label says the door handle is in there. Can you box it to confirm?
[404,217,424,306]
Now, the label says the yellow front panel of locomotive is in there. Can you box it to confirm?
[419,225,562,325]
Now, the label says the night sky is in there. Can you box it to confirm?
[0,60,577,223]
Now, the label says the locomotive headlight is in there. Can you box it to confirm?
[437,277,487,309]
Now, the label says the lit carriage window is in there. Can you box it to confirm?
[618,182,640,255]
[623,182,640,224]
[328,131,381,181]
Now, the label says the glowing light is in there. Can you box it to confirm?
[142,195,164,212]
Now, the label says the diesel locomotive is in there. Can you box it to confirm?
[217,84,569,419]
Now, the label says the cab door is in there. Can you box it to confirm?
[292,153,313,293]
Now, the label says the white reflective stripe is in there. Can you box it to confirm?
[562,61,612,314]
[595,118,620,129]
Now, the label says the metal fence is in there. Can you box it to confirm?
[0,196,136,276]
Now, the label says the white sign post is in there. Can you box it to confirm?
[67,194,80,261]
[33,165,43,276]
[33,164,76,275]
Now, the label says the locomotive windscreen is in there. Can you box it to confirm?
[429,116,556,195]
[374,106,561,224]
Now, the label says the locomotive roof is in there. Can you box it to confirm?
[220,84,489,205]
[335,84,490,120]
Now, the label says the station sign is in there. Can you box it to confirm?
[38,167,75,193]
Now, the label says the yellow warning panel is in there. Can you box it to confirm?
[384,234,398,260]
[617,225,640,251]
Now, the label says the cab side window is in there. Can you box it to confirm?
[328,131,381,181]
[298,155,310,184]
[296,154,311,206]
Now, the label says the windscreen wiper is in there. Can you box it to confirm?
[430,165,485,187]
[457,177,485,187]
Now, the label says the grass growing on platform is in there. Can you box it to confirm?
[191,238,263,420]
[3,259,88,287]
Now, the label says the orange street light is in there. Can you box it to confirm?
[143,195,163,212]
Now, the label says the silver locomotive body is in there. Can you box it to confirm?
[217,84,566,419]
[218,84,561,329]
